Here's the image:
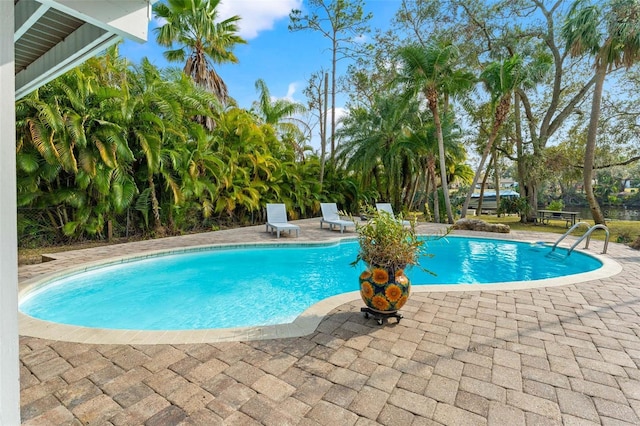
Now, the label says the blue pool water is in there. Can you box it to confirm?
[20,236,602,330]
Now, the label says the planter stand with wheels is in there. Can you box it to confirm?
[360,307,402,325]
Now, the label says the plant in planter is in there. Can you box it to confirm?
[547,200,564,211]
[351,210,430,323]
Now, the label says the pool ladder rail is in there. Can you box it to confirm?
[549,221,610,257]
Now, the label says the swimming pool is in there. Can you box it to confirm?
[20,236,604,331]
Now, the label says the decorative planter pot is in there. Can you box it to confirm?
[359,265,411,314]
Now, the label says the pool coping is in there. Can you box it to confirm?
[18,230,623,345]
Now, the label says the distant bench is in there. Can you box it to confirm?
[537,210,580,228]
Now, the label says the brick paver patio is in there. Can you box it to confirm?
[18,219,640,425]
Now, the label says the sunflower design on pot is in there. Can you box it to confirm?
[371,267,389,285]
[359,266,411,313]
[351,208,434,316]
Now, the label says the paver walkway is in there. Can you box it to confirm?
[18,219,640,425]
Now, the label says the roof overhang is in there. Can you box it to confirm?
[14,0,156,99]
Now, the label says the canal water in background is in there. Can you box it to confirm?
[565,206,640,221]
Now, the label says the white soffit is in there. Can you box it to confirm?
[14,0,155,99]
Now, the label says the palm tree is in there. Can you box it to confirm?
[336,95,421,210]
[178,124,225,221]
[460,56,523,218]
[562,0,640,224]
[16,51,135,239]
[251,79,309,159]
[212,107,282,218]
[154,0,246,128]
[400,126,440,221]
[397,41,475,224]
[403,115,471,222]
[130,62,224,233]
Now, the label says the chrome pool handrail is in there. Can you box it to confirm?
[551,222,610,255]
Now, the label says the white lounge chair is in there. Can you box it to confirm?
[376,203,411,226]
[266,204,300,238]
[320,203,355,233]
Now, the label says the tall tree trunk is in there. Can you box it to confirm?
[400,158,411,207]
[514,92,530,223]
[319,72,328,187]
[422,164,432,221]
[493,147,501,216]
[408,168,420,210]
[462,131,496,218]
[584,64,607,224]
[427,89,454,224]
[427,155,440,223]
[424,188,432,222]
[475,155,493,215]
[461,96,510,218]
[148,175,162,232]
[373,168,382,198]
[330,39,337,161]
[430,165,440,223]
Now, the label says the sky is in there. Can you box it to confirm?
[119,0,401,144]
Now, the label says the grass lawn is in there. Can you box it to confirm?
[475,214,639,243]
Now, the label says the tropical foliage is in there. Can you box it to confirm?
[352,210,424,270]
[396,40,475,224]
[15,0,640,247]
[15,46,334,245]
[562,0,640,224]
[154,0,247,129]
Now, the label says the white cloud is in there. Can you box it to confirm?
[285,82,298,101]
[333,107,348,124]
[352,34,368,44]
[218,0,302,40]
[268,82,301,103]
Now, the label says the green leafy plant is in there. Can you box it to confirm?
[616,230,633,244]
[351,210,425,270]
[547,200,564,211]
[497,196,525,215]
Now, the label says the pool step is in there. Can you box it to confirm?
[545,251,567,260]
